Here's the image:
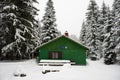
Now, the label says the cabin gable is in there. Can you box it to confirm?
[38,36,87,65]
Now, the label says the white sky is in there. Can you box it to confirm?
[36,0,114,38]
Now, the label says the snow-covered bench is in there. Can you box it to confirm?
[39,60,73,74]
[39,60,75,66]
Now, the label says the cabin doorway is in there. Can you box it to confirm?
[48,51,62,59]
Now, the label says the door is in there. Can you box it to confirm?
[48,51,62,59]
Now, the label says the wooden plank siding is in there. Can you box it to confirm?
[38,36,88,65]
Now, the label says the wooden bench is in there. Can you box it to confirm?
[39,60,75,66]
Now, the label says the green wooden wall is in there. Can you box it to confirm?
[39,36,87,65]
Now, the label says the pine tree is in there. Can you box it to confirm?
[0,0,39,60]
[112,0,120,62]
[97,2,108,58]
[79,21,87,45]
[0,1,15,59]
[41,0,60,44]
[0,1,17,59]
[103,7,116,64]
[98,2,108,42]
[85,0,100,60]
[33,20,42,47]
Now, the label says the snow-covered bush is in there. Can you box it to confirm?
[104,52,116,65]
[20,73,26,77]
[89,52,98,61]
[14,65,26,77]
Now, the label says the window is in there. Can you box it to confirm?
[52,52,58,59]
[48,51,62,59]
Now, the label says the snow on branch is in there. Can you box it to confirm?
[11,4,17,10]
[3,5,11,10]
[115,43,120,53]
[13,19,20,26]
[43,36,51,41]
[3,4,17,11]
[1,42,15,56]
[15,28,25,41]
[19,24,34,39]
[20,17,33,28]
[23,1,32,7]
[7,13,16,20]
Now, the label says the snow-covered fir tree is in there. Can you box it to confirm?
[85,0,101,60]
[97,2,108,57]
[112,0,120,62]
[103,7,116,64]
[0,0,39,60]
[0,2,15,59]
[98,2,108,42]
[41,0,61,44]
[33,20,42,47]
[79,21,87,45]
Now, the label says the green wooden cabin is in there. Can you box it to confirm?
[38,35,88,65]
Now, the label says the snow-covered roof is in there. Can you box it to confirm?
[35,35,88,50]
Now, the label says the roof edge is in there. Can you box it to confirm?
[35,35,63,50]
[35,35,89,50]
[63,35,89,50]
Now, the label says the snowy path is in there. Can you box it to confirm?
[0,59,120,80]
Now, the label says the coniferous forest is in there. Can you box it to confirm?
[0,0,120,65]
[80,0,120,64]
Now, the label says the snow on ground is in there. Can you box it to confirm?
[0,59,120,80]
